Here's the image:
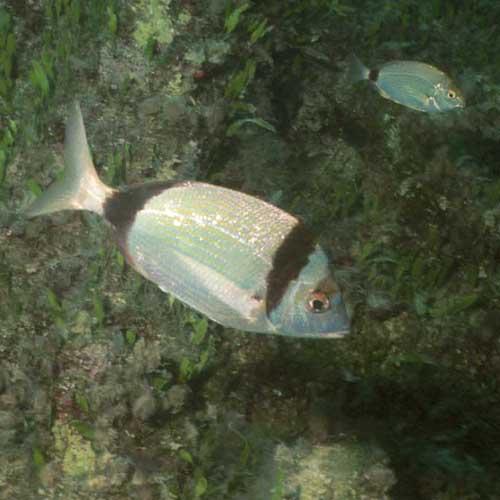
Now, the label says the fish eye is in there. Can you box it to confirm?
[306,291,331,314]
[448,90,457,99]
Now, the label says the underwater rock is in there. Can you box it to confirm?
[0,410,18,429]
[131,338,162,375]
[137,95,165,117]
[366,291,399,320]
[71,310,93,336]
[53,420,97,478]
[239,437,396,499]
[207,0,227,17]
[0,367,5,394]
[204,98,227,135]
[0,427,17,447]
[132,389,157,421]
[0,451,33,499]
[162,384,191,414]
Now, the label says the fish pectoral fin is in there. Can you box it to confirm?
[138,246,273,331]
[173,252,267,324]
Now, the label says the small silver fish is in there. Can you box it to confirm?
[25,102,350,338]
[348,55,465,112]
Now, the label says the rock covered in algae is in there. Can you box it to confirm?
[238,436,396,499]
[53,421,96,478]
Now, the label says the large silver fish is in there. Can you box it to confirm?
[349,55,465,113]
[25,102,350,338]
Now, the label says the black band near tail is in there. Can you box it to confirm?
[103,181,185,256]
[368,68,379,82]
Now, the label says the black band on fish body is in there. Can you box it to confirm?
[265,221,317,315]
[368,68,379,82]
[103,180,181,258]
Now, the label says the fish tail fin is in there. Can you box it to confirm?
[347,54,370,83]
[25,101,114,218]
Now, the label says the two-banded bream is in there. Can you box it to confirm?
[25,102,350,338]
[348,55,465,113]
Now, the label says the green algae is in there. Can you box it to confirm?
[54,421,96,478]
[133,0,175,50]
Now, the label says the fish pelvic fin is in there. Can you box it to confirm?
[25,101,115,218]
[347,54,370,83]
